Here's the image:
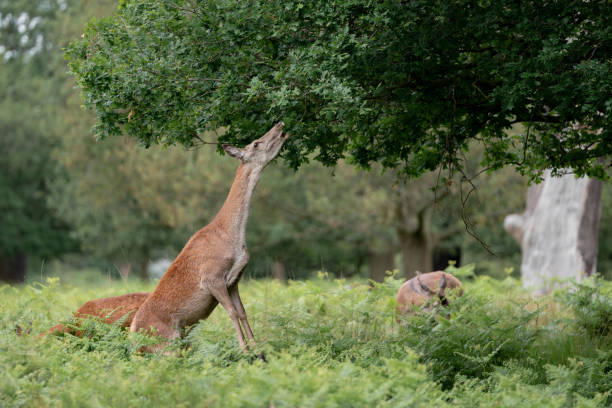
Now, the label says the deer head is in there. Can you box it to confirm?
[416,273,449,308]
[222,122,288,168]
[396,271,463,316]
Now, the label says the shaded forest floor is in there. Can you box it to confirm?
[1,266,611,407]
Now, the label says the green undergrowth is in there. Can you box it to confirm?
[1,267,611,407]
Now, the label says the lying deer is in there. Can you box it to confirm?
[46,292,149,336]
[127,122,288,355]
[396,271,463,314]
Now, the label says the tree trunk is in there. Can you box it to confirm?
[398,206,434,278]
[504,170,602,294]
[399,231,433,278]
[271,260,287,282]
[118,262,132,280]
[0,253,27,283]
[355,252,364,277]
[368,250,395,283]
[138,258,149,281]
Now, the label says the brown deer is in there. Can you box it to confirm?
[129,122,288,355]
[46,292,149,336]
[396,271,463,314]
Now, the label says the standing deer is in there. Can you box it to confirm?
[129,122,288,354]
[396,271,463,314]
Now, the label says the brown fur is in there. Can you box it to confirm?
[130,123,288,354]
[396,271,463,314]
[47,292,150,336]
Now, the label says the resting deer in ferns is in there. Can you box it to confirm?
[396,271,463,315]
[48,123,288,357]
[46,292,149,336]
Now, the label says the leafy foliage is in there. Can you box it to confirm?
[597,181,612,279]
[0,7,77,262]
[547,351,612,407]
[66,0,612,179]
[0,0,66,60]
[1,271,611,406]
[402,285,540,388]
[0,0,123,279]
[556,276,612,341]
[48,133,231,274]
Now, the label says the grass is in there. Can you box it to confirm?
[1,266,611,407]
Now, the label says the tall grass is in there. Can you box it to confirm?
[1,268,610,407]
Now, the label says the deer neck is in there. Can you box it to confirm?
[213,163,262,247]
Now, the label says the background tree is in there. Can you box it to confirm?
[245,163,370,280]
[457,166,527,278]
[3,0,610,285]
[290,164,464,280]
[505,171,603,293]
[49,132,235,279]
[254,160,472,281]
[66,0,611,180]
[63,0,611,287]
[0,61,77,282]
[598,180,612,279]
[0,0,78,282]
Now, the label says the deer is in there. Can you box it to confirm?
[127,122,288,356]
[396,271,463,315]
[46,292,150,336]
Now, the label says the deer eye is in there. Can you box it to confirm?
[253,142,260,148]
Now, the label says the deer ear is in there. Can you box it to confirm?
[222,144,245,160]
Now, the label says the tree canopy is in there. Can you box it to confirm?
[66,0,611,179]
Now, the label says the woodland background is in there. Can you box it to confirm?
[1,0,611,285]
[1,2,612,407]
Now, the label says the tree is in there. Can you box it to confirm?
[457,166,527,278]
[504,172,603,293]
[598,179,612,279]
[49,132,234,280]
[255,161,399,280]
[65,0,610,180]
[0,60,77,282]
[0,1,79,282]
[0,0,64,60]
[294,164,464,280]
[253,160,468,281]
[245,163,370,280]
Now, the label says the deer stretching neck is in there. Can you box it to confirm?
[212,163,262,246]
[127,122,286,356]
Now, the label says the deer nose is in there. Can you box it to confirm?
[277,121,284,128]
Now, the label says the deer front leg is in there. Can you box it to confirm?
[209,284,248,352]
[229,284,256,343]
[229,284,266,362]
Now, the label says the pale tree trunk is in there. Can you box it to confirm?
[271,260,287,282]
[368,250,395,283]
[398,207,433,279]
[0,253,27,283]
[504,170,602,294]
[118,262,132,280]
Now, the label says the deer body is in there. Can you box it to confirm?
[396,271,463,314]
[47,292,150,336]
[130,123,287,352]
